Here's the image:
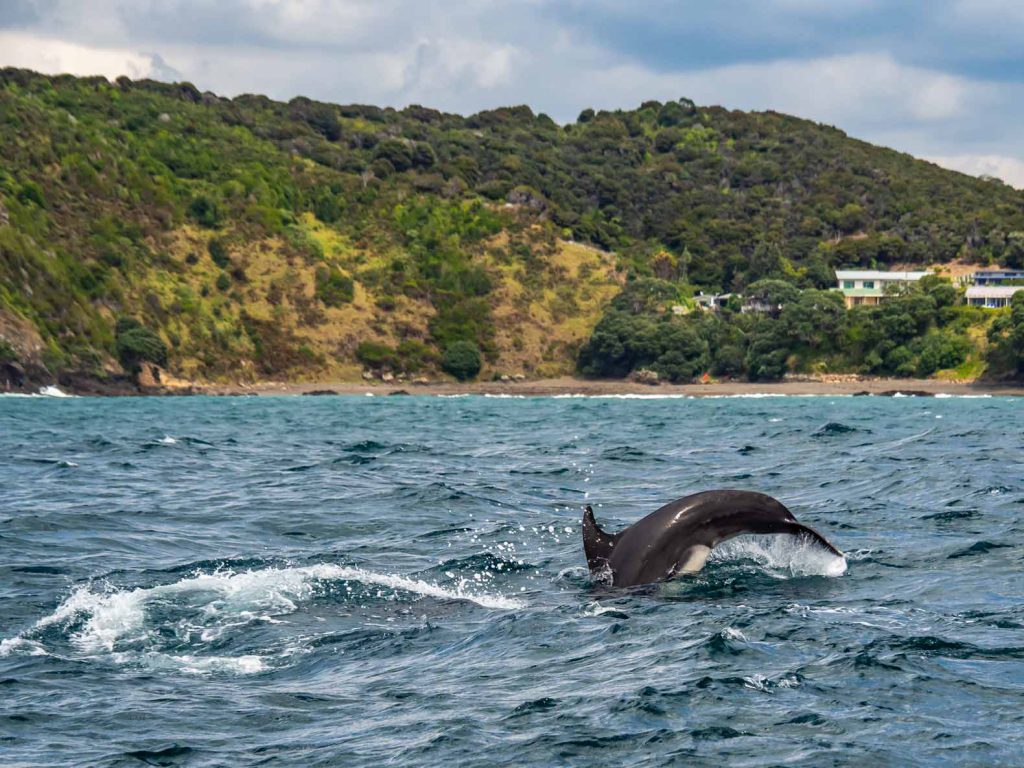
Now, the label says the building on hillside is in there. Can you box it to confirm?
[965,285,1024,308]
[834,269,931,308]
[740,296,780,315]
[971,269,1024,286]
[693,293,732,311]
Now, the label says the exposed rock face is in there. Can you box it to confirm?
[0,199,8,227]
[56,369,137,396]
[1,361,25,390]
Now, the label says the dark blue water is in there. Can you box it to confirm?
[2,393,1023,766]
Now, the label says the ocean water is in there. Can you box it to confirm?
[1,393,1022,767]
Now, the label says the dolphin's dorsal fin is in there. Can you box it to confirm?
[582,505,618,571]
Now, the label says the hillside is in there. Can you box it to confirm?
[1,68,1024,391]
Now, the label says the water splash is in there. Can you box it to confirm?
[39,385,74,397]
[709,534,847,577]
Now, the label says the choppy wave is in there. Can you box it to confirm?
[2,564,524,674]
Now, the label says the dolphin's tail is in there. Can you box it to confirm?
[582,505,618,571]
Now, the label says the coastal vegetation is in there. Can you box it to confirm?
[578,275,987,382]
[1,68,1023,388]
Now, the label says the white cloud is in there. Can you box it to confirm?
[543,52,981,128]
[0,31,163,80]
[926,154,1024,189]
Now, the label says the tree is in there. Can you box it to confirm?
[779,289,845,348]
[116,321,168,373]
[373,139,413,172]
[442,340,482,381]
[739,241,787,287]
[915,332,970,376]
[655,323,709,382]
[745,324,788,381]
[577,312,661,377]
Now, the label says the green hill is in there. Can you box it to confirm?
[1,68,1023,390]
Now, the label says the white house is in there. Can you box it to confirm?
[835,270,931,308]
[965,285,1024,309]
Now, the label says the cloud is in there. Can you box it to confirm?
[926,154,1024,189]
[0,30,175,81]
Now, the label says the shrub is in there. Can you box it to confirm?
[187,194,220,227]
[315,265,355,307]
[356,341,395,369]
[208,237,230,267]
[216,272,230,291]
[442,340,482,381]
[116,322,168,372]
[395,339,436,373]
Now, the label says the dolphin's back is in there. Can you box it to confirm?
[585,490,841,587]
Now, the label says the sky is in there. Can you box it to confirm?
[1,0,1023,188]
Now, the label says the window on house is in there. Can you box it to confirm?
[843,280,854,289]
[863,281,875,289]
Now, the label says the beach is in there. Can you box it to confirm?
[199,375,1024,398]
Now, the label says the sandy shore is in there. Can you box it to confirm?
[198,376,1024,398]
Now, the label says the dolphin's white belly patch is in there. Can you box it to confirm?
[677,545,712,574]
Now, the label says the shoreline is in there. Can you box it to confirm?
[9,374,1024,398]
[196,376,1024,398]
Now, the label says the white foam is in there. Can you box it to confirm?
[709,534,847,578]
[156,653,267,675]
[550,393,692,399]
[159,435,178,444]
[722,626,748,642]
[0,637,49,657]
[31,564,523,654]
[39,385,74,397]
[581,602,625,617]
[2,563,524,675]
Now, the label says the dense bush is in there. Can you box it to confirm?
[442,340,482,381]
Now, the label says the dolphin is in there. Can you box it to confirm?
[582,490,842,587]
